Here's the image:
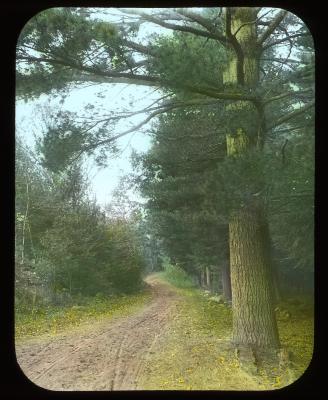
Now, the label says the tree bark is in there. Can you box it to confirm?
[223,7,280,352]
[197,271,202,287]
[221,262,232,301]
[205,266,211,290]
[200,268,205,288]
[229,206,279,348]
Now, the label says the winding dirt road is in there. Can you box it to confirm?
[15,276,181,391]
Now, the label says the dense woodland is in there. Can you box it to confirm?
[16,6,314,373]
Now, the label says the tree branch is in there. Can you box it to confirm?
[175,8,228,46]
[262,33,311,50]
[122,39,156,57]
[268,101,314,130]
[118,8,228,44]
[17,55,258,102]
[264,88,314,105]
[261,57,303,64]
[281,139,288,165]
[233,19,258,37]
[257,9,288,46]
[70,98,226,162]
[17,54,160,86]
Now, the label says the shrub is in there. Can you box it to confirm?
[162,262,196,289]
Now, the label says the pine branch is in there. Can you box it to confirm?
[175,9,228,46]
[262,33,311,50]
[264,88,314,105]
[67,97,229,165]
[17,55,257,102]
[257,10,288,46]
[17,54,159,85]
[118,8,228,44]
[268,102,314,130]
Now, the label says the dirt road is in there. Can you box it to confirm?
[15,276,181,391]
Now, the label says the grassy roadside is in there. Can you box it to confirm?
[139,274,314,390]
[15,288,152,342]
[274,297,314,380]
[139,283,260,390]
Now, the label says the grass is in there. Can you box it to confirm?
[15,269,313,390]
[139,285,260,390]
[139,273,314,391]
[254,297,314,389]
[15,289,152,341]
[157,263,196,289]
[274,298,314,378]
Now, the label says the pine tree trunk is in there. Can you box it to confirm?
[200,269,205,288]
[223,7,280,352]
[197,272,202,287]
[205,266,211,290]
[229,206,280,348]
[221,262,232,301]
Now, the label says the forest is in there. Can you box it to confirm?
[15,6,314,391]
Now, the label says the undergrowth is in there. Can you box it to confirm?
[139,283,256,390]
[158,263,196,289]
[141,274,314,390]
[15,289,152,341]
[275,297,314,379]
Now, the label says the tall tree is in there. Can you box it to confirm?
[132,105,229,289]
[222,8,280,351]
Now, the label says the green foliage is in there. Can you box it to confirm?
[104,219,145,293]
[17,8,118,100]
[15,142,145,312]
[36,122,87,172]
[267,129,314,271]
[133,105,229,277]
[160,262,196,289]
[39,206,106,296]
[35,207,145,297]
[33,106,119,172]
[150,31,226,89]
[135,86,314,289]
[15,138,54,263]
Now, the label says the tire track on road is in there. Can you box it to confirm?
[16,276,181,391]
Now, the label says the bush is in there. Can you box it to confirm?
[105,220,145,293]
[161,262,196,289]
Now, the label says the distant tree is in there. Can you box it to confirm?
[15,138,145,305]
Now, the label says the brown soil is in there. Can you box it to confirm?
[15,275,181,391]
